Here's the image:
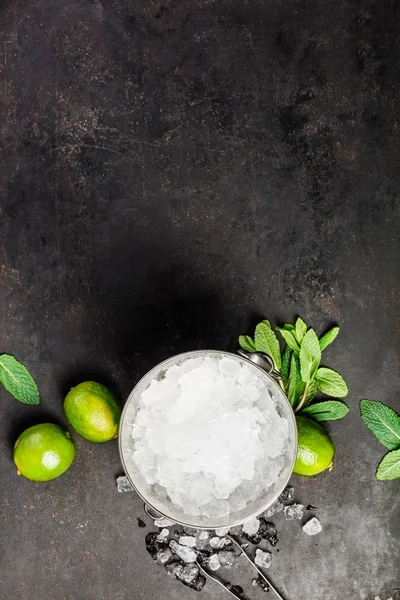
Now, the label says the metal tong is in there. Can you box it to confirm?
[196,534,286,600]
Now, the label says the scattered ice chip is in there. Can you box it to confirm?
[170,540,197,563]
[218,550,237,569]
[259,519,278,547]
[210,536,231,549]
[116,475,133,493]
[215,527,231,537]
[283,503,304,520]
[156,528,169,542]
[302,517,322,536]
[252,575,270,592]
[166,562,206,591]
[130,354,290,517]
[255,549,272,569]
[279,486,294,503]
[156,549,173,565]
[179,536,197,548]
[208,554,221,571]
[243,517,260,536]
[195,530,210,550]
[154,517,175,528]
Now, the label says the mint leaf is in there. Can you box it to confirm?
[295,317,307,343]
[305,379,317,404]
[276,328,300,355]
[376,449,400,480]
[238,335,256,353]
[302,400,349,421]
[254,321,281,370]
[299,329,321,382]
[360,400,400,450]
[281,346,292,387]
[315,367,348,398]
[288,354,304,407]
[283,323,295,331]
[0,354,40,405]
[319,327,339,352]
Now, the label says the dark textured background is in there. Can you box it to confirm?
[0,0,399,599]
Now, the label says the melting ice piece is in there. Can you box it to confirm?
[170,540,197,563]
[154,517,175,528]
[242,517,260,536]
[116,475,133,493]
[302,517,322,536]
[255,549,272,569]
[283,503,304,520]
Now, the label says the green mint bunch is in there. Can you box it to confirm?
[0,354,40,405]
[360,400,400,480]
[239,318,348,422]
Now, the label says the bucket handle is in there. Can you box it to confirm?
[237,349,284,390]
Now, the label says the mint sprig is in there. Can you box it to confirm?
[238,316,348,422]
[0,354,40,405]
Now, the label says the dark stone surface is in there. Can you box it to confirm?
[0,1,399,599]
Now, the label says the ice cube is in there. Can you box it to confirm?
[116,475,133,493]
[302,517,322,536]
[255,549,272,569]
[283,503,304,520]
[242,517,260,536]
[170,540,197,563]
[179,536,197,548]
[208,554,221,571]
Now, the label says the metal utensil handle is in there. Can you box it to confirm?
[237,349,284,390]
[196,561,245,600]
[228,535,287,600]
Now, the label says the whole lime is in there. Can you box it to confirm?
[64,381,121,443]
[294,416,335,476]
[14,423,76,481]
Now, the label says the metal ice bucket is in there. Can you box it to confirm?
[119,350,297,530]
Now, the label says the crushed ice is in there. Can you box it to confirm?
[130,355,290,517]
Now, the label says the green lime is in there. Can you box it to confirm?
[14,423,75,481]
[64,381,121,443]
[293,416,335,476]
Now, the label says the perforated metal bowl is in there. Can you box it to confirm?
[119,350,297,529]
